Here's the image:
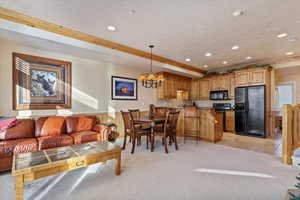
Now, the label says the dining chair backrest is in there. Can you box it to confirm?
[121,111,133,132]
[164,111,180,133]
[128,109,140,120]
[154,107,169,117]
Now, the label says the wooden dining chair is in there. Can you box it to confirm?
[121,111,151,154]
[128,109,138,143]
[154,107,169,117]
[129,109,144,145]
[154,110,180,153]
[128,109,141,120]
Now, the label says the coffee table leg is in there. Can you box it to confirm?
[115,153,121,176]
[16,175,24,200]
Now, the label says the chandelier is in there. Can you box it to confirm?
[139,45,164,88]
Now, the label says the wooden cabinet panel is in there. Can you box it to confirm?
[235,71,250,87]
[190,79,200,99]
[219,76,230,90]
[225,111,235,132]
[209,75,230,91]
[157,79,166,99]
[250,69,266,85]
[229,75,235,98]
[199,111,209,139]
[210,78,219,91]
[169,77,176,99]
[199,79,210,99]
[198,110,223,142]
[156,72,191,99]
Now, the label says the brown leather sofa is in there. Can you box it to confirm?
[0,115,116,171]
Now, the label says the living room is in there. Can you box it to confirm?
[1,1,300,200]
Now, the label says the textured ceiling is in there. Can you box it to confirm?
[0,0,299,70]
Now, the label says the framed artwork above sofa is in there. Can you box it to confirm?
[12,53,72,110]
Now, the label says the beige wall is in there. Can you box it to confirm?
[0,41,178,117]
[275,66,300,103]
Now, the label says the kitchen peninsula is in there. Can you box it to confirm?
[176,106,224,143]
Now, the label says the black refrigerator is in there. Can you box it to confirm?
[234,85,265,138]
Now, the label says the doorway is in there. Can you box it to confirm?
[275,82,295,113]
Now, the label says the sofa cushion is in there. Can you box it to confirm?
[70,131,100,145]
[65,116,97,134]
[35,116,66,137]
[14,138,38,154]
[0,119,35,140]
[37,134,73,150]
[0,138,38,158]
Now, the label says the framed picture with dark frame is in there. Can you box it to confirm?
[111,76,137,100]
[13,52,72,110]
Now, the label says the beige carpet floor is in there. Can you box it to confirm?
[0,139,298,200]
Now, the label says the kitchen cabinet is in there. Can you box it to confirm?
[235,71,250,87]
[199,79,210,99]
[156,72,191,99]
[209,75,230,91]
[190,79,200,100]
[250,69,266,85]
[235,68,269,87]
[225,111,235,132]
[181,107,223,143]
[190,78,210,100]
[198,109,223,142]
[209,78,219,91]
[220,75,230,90]
[229,74,235,98]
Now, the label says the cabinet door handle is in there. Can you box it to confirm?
[76,160,84,166]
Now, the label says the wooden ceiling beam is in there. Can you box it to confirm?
[0,7,206,74]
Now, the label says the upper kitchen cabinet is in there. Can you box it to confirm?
[229,74,235,98]
[250,69,266,85]
[209,78,219,91]
[199,79,210,99]
[190,79,200,100]
[235,71,250,87]
[156,72,191,99]
[219,75,230,90]
[209,75,229,91]
[235,67,271,87]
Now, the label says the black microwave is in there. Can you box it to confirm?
[209,90,230,100]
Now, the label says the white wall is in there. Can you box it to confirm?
[0,42,174,117]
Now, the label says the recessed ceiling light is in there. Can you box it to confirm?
[286,52,295,56]
[107,25,117,31]
[185,58,191,62]
[203,65,208,68]
[205,52,212,57]
[129,10,136,14]
[277,33,288,38]
[223,61,228,65]
[233,10,244,17]
[246,56,252,60]
[232,45,239,50]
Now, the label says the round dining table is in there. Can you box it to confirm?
[134,116,165,152]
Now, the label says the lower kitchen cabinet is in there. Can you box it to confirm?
[225,111,235,132]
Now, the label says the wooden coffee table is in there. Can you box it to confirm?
[12,141,121,200]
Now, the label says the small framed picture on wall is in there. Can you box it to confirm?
[111,76,137,100]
